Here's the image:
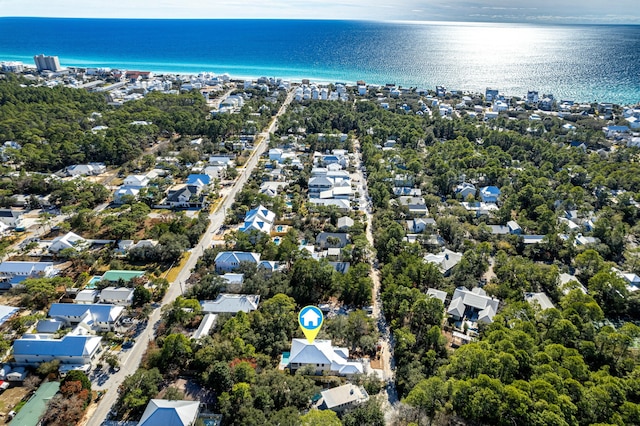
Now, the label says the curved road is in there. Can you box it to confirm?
[87,87,295,426]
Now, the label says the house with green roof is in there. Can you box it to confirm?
[9,381,60,426]
[100,270,145,284]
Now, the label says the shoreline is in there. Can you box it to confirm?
[2,55,639,106]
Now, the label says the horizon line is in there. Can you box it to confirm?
[0,16,639,26]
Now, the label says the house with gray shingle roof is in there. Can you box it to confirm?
[447,287,499,324]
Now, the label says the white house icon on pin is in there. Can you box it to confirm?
[301,309,321,328]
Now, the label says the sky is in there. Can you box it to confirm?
[0,0,639,24]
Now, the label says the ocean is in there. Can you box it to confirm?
[0,18,639,104]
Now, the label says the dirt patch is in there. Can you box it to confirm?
[370,358,383,369]
[162,378,215,406]
[0,385,31,418]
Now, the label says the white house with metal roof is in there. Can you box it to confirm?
[214,251,261,273]
[48,303,124,332]
[285,338,364,376]
[524,292,555,311]
[49,232,87,254]
[0,261,55,279]
[99,287,135,306]
[200,294,260,314]
[317,384,369,413]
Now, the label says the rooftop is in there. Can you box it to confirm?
[8,381,60,426]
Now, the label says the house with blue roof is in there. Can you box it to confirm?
[479,186,501,203]
[13,334,102,365]
[138,399,201,426]
[185,174,211,187]
[239,205,276,235]
[214,251,261,273]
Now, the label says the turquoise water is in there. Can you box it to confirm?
[86,276,101,289]
[0,18,639,103]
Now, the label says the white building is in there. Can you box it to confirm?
[447,287,500,325]
[34,54,61,72]
[99,287,135,306]
[13,334,102,365]
[286,339,364,376]
[201,294,260,314]
[317,384,369,413]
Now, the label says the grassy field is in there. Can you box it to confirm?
[165,252,191,283]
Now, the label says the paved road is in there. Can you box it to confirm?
[352,139,399,422]
[86,88,295,426]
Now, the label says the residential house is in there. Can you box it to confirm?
[396,196,429,217]
[137,399,200,426]
[316,384,369,413]
[13,334,102,365]
[455,182,476,199]
[0,261,55,280]
[214,251,261,273]
[524,292,555,310]
[99,287,135,306]
[603,125,630,139]
[221,273,245,292]
[424,249,463,276]
[406,218,436,233]
[208,156,234,167]
[166,184,205,209]
[239,205,276,235]
[65,163,106,177]
[48,303,124,332]
[316,232,350,249]
[98,270,145,284]
[259,181,287,198]
[337,216,354,231]
[479,186,501,203]
[0,209,23,228]
[123,174,150,188]
[427,288,447,305]
[489,220,522,235]
[285,338,364,376]
[49,232,87,254]
[6,382,61,426]
[192,313,217,340]
[269,148,283,162]
[113,186,140,204]
[308,175,336,197]
[393,187,422,197]
[185,174,211,187]
[485,88,499,102]
[201,294,260,314]
[447,287,500,325]
[307,198,351,212]
[258,260,281,273]
[461,202,500,217]
[74,289,99,304]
